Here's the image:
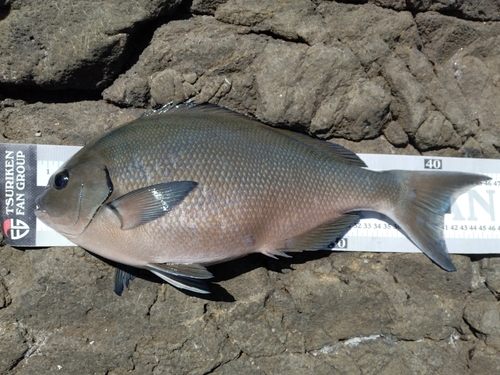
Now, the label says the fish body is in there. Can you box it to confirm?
[35,103,490,294]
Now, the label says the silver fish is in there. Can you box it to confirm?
[35,103,490,294]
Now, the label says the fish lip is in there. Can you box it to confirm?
[34,199,47,216]
[34,207,49,227]
[34,196,46,218]
[34,207,78,239]
[35,196,41,210]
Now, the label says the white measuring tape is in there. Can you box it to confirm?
[1,144,498,254]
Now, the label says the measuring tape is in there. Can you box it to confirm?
[1,144,499,254]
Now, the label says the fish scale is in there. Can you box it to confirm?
[35,103,491,294]
[109,118,333,260]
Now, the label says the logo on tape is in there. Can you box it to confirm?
[3,218,30,240]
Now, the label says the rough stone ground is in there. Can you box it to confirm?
[1,1,500,374]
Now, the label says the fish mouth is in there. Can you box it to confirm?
[34,206,79,239]
[33,187,85,238]
[34,207,50,228]
[35,195,43,209]
[34,199,52,228]
[34,196,46,219]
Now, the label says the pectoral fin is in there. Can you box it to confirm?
[107,181,198,230]
[145,263,213,294]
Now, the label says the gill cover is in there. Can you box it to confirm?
[36,162,113,238]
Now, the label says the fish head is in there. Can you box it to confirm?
[35,160,113,238]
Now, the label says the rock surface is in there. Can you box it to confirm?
[1,1,499,374]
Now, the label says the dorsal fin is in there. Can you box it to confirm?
[272,128,367,167]
[140,102,250,120]
[141,102,366,167]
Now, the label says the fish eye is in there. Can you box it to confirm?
[53,170,70,190]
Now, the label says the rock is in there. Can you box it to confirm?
[415,111,462,151]
[101,75,150,108]
[0,322,27,374]
[468,340,500,374]
[365,0,500,22]
[104,7,394,136]
[191,0,229,15]
[1,1,500,374]
[382,55,431,137]
[480,258,500,296]
[0,101,143,145]
[0,278,11,309]
[214,0,331,44]
[464,288,500,351]
[0,0,183,90]
[409,0,500,22]
[385,255,471,340]
[383,121,408,147]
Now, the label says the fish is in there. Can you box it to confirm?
[35,103,490,295]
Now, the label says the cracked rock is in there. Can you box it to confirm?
[0,322,27,374]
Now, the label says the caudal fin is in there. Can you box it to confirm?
[386,170,490,271]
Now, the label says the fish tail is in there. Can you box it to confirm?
[385,170,490,271]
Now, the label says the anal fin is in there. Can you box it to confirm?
[269,213,360,256]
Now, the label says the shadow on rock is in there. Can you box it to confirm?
[91,249,338,302]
